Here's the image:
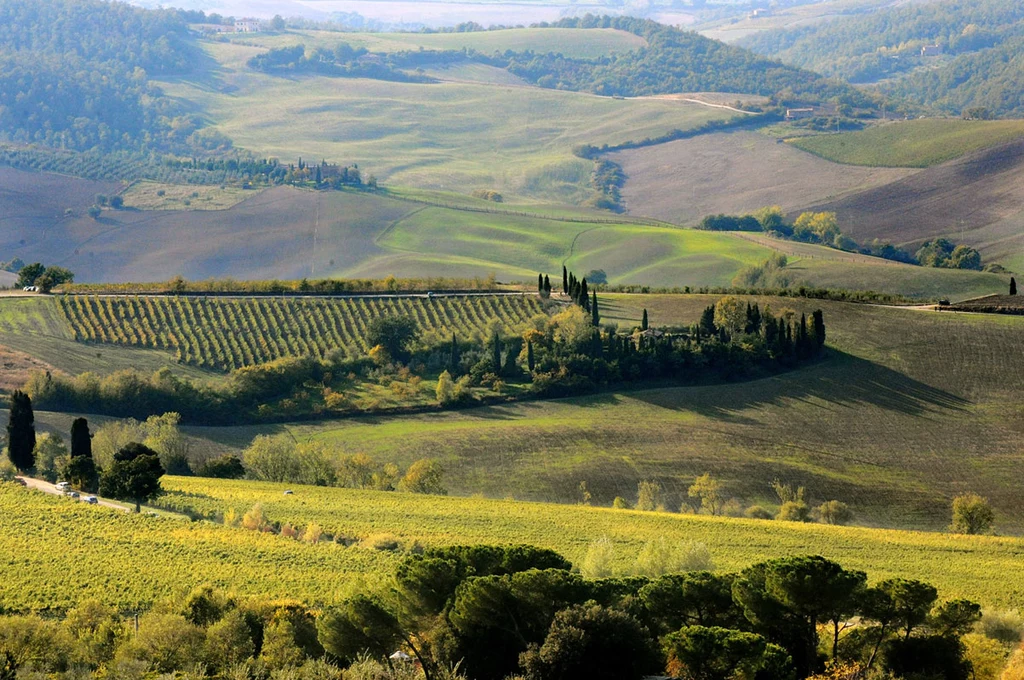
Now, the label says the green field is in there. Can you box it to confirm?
[234,27,648,60]
[4,478,1024,611]
[168,295,1024,533]
[790,119,1024,167]
[156,41,734,203]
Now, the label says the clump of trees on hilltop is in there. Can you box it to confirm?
[699,207,983,270]
[0,542,997,680]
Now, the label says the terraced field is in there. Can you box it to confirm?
[55,294,546,371]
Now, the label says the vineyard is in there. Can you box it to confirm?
[55,294,547,371]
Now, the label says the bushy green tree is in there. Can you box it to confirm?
[99,442,164,512]
[951,493,994,534]
[366,316,419,364]
[520,603,659,680]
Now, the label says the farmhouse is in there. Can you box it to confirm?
[785,108,815,120]
[234,18,261,33]
[921,44,943,57]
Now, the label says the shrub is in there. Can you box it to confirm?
[745,505,774,520]
[777,501,812,522]
[580,537,615,578]
[612,496,631,509]
[635,480,663,512]
[951,493,994,535]
[816,500,853,525]
[979,610,1024,646]
[397,458,446,495]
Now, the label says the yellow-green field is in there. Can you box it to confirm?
[121,181,257,211]
[9,476,1021,612]
[790,119,1024,167]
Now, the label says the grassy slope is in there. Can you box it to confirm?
[157,41,733,204]
[177,296,1024,533]
[235,28,647,59]
[790,120,1024,168]
[4,479,1023,611]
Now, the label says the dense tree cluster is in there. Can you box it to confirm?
[248,44,434,83]
[0,0,209,153]
[742,0,1024,116]
[0,545,989,680]
[498,16,870,106]
[701,208,981,269]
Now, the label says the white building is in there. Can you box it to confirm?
[234,19,261,33]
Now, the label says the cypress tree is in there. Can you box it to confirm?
[6,390,36,473]
[543,275,551,295]
[811,310,826,351]
[1012,277,1018,296]
[526,340,535,372]
[448,332,460,375]
[491,332,502,374]
[641,309,648,331]
[562,266,568,295]
[591,292,600,326]
[70,418,92,459]
[580,278,589,310]
[538,273,544,293]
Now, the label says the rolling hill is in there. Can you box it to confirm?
[803,137,1024,272]
[6,163,1006,295]
[154,294,1024,533]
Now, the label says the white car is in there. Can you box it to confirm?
[83,496,98,505]
[55,481,70,491]
[66,491,80,499]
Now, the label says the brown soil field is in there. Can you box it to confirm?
[0,344,56,392]
[805,139,1024,262]
[0,168,415,282]
[607,130,914,225]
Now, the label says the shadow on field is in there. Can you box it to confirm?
[632,351,970,421]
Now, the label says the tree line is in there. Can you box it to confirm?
[0,541,1005,680]
[697,207,983,270]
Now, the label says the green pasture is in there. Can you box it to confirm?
[156,41,733,203]
[790,119,1024,167]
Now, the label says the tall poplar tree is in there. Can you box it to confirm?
[6,390,36,473]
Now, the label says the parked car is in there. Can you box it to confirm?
[283,490,294,495]
[66,491,80,499]
[83,496,98,505]
[55,481,70,491]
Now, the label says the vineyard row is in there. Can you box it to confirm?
[56,295,545,372]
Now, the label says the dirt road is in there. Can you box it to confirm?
[17,476,129,512]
